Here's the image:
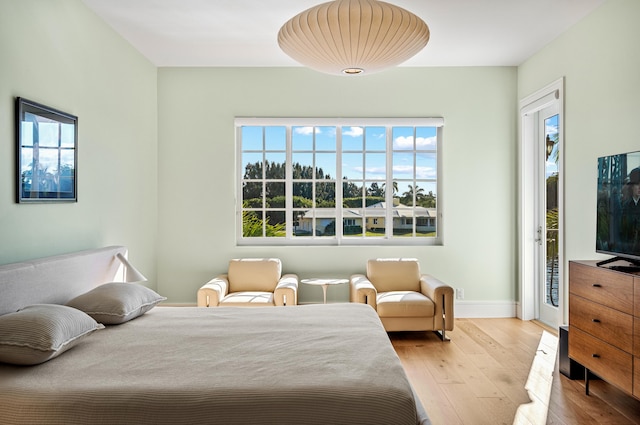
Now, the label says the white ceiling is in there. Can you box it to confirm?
[81,0,606,68]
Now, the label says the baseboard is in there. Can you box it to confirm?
[453,300,517,318]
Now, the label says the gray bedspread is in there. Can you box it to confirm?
[0,303,429,425]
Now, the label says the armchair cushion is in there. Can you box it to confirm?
[228,258,282,293]
[376,291,435,318]
[219,291,274,306]
[366,258,420,293]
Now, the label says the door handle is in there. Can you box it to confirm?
[535,226,543,245]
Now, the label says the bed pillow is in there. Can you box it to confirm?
[0,304,103,366]
[67,282,166,325]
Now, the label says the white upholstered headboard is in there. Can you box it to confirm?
[0,246,128,315]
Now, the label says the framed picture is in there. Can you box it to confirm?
[16,97,78,203]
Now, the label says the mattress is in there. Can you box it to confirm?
[0,303,428,425]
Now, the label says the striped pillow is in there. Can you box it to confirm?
[0,304,103,365]
[67,282,166,325]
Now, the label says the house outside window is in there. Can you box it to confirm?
[236,118,443,246]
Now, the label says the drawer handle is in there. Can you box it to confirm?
[592,319,601,323]
[592,283,602,288]
[592,354,600,358]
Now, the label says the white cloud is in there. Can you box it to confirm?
[365,166,386,176]
[393,164,413,174]
[391,165,436,179]
[416,166,436,179]
[393,135,437,150]
[294,126,318,135]
[546,124,558,135]
[343,126,363,137]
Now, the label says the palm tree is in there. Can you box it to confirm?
[381,181,398,196]
[402,184,424,205]
[241,210,285,237]
[546,207,559,307]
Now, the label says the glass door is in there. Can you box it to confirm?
[537,104,560,327]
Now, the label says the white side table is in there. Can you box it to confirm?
[301,278,348,304]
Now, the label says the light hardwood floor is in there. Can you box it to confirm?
[390,318,640,425]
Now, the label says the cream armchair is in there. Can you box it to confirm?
[350,258,454,339]
[197,258,298,307]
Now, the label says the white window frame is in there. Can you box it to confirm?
[235,117,444,246]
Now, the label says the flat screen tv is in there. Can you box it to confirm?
[596,150,640,269]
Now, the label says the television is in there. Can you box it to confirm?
[596,150,640,270]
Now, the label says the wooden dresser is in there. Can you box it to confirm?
[568,260,638,398]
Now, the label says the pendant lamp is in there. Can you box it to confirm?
[277,0,430,76]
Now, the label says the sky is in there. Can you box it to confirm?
[545,114,559,179]
[242,125,438,197]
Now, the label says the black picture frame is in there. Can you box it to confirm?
[16,97,78,203]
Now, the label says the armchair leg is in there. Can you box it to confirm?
[433,329,450,342]
[434,293,451,342]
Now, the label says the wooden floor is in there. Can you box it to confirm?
[390,318,640,425]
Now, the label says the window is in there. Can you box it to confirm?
[236,118,443,246]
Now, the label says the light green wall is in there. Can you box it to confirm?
[0,0,158,283]
[10,0,629,308]
[518,0,640,266]
[157,67,518,303]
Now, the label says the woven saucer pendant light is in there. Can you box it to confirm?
[277,0,430,76]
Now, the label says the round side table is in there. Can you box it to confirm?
[301,278,348,304]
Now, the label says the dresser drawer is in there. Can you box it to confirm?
[569,262,634,314]
[635,357,640,399]
[569,326,633,393]
[570,295,633,352]
[635,318,640,357]
[635,278,640,318]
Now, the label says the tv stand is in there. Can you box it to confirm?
[596,256,640,272]
[569,261,639,400]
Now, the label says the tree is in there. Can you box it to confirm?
[401,184,424,205]
[418,191,436,208]
[367,182,384,197]
[546,207,559,307]
[315,182,335,205]
[242,210,285,237]
[381,181,398,196]
[342,178,362,198]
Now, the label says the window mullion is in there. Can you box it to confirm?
[436,126,443,242]
[286,125,293,238]
[385,126,393,239]
[336,126,344,243]
[412,126,417,236]
[236,125,244,242]
[262,127,267,237]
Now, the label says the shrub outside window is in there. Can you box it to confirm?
[236,118,443,246]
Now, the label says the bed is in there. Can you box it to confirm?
[0,246,430,425]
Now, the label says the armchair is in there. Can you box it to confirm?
[350,258,454,339]
[197,258,298,307]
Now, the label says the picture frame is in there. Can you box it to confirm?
[16,97,78,203]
